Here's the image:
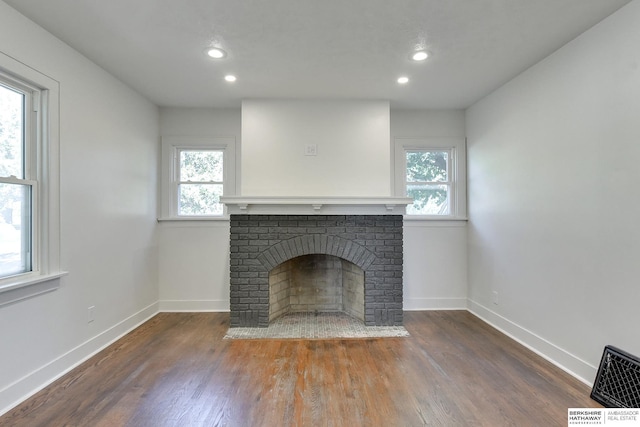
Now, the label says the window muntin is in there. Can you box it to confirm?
[177,149,224,216]
[405,150,451,215]
[1,80,35,279]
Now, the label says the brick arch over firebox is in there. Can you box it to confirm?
[229,215,404,328]
[256,235,376,272]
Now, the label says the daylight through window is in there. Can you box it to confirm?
[0,80,33,279]
[406,150,450,215]
[160,136,236,219]
[0,55,63,303]
[394,137,466,219]
[178,149,224,216]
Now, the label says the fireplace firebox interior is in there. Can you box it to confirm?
[269,254,364,322]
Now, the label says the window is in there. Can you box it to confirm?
[160,137,236,219]
[177,149,224,216]
[394,137,466,219]
[0,55,63,304]
[405,150,451,215]
[0,80,33,278]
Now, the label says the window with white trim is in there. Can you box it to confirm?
[0,78,34,278]
[0,55,63,302]
[160,137,236,219]
[394,137,466,219]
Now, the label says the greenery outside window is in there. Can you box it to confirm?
[177,149,224,216]
[406,150,451,215]
[160,137,236,219]
[394,137,466,219]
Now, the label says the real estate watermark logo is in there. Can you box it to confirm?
[568,408,640,426]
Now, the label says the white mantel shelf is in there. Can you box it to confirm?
[221,196,414,215]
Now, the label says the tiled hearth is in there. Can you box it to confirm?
[228,214,404,327]
[224,312,410,339]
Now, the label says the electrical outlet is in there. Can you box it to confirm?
[492,291,499,305]
[305,144,317,156]
[88,306,95,323]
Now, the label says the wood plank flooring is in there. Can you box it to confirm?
[0,311,600,426]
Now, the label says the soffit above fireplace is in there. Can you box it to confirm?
[221,196,413,215]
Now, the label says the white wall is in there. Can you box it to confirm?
[0,2,159,414]
[466,0,640,383]
[241,100,391,197]
[391,110,468,310]
[158,108,240,311]
[158,107,468,312]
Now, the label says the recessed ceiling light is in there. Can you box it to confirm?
[397,76,409,84]
[206,47,227,59]
[411,51,429,61]
[225,75,237,82]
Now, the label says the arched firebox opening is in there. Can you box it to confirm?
[269,254,364,323]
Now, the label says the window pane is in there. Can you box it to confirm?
[180,150,223,182]
[406,151,447,182]
[406,184,449,215]
[0,84,24,179]
[0,182,31,277]
[178,183,223,216]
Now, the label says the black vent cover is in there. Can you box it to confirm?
[591,345,640,408]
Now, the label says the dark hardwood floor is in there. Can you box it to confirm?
[0,311,599,426]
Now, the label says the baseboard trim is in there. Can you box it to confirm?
[467,299,597,386]
[159,299,229,312]
[0,301,159,417]
[404,297,468,311]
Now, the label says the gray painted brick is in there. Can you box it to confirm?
[305,227,325,234]
[229,214,403,327]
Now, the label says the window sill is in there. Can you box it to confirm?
[0,271,68,307]
[403,216,468,227]
[157,216,230,222]
[403,215,468,221]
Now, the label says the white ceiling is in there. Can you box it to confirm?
[4,0,632,109]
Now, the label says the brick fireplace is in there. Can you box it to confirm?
[224,197,411,328]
